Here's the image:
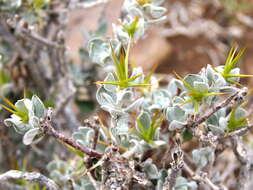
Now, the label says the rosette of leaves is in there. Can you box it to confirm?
[96,42,149,89]
[2,95,46,145]
[192,147,215,168]
[206,106,248,134]
[113,16,145,43]
[226,106,248,133]
[174,72,223,112]
[135,110,165,146]
[214,45,253,85]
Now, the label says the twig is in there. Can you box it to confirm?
[6,19,64,49]
[69,0,108,9]
[163,133,184,190]
[84,117,100,150]
[87,172,100,190]
[41,109,103,159]
[19,28,64,49]
[230,137,250,190]
[183,162,221,190]
[218,125,253,140]
[190,92,239,128]
[0,170,59,190]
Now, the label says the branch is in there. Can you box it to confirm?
[163,134,184,190]
[0,170,59,190]
[183,162,221,190]
[191,92,239,128]
[41,109,103,159]
[230,137,251,190]
[19,28,64,49]
[218,125,253,140]
[6,19,64,49]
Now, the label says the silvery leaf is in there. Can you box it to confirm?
[235,107,247,120]
[122,139,142,158]
[88,38,110,65]
[193,81,208,92]
[103,73,117,93]
[143,159,159,179]
[153,0,165,6]
[169,120,186,131]
[166,105,186,122]
[229,68,240,83]
[175,176,197,190]
[22,128,40,145]
[219,117,228,130]
[117,90,133,104]
[101,92,116,106]
[153,140,166,146]
[29,116,40,128]
[208,124,225,135]
[96,87,116,106]
[137,111,151,131]
[32,95,45,118]
[113,23,130,42]
[206,64,216,82]
[168,78,179,97]
[15,98,32,113]
[124,97,144,112]
[73,127,94,147]
[156,169,168,190]
[4,114,31,134]
[127,7,144,17]
[101,105,125,116]
[185,74,203,88]
[220,86,238,93]
[173,96,185,104]
[143,4,167,19]
[192,147,214,168]
[173,79,184,90]
[146,16,167,24]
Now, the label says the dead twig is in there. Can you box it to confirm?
[183,162,221,190]
[0,170,60,190]
[230,137,251,190]
[41,108,103,159]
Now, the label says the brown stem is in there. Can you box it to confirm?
[41,109,102,159]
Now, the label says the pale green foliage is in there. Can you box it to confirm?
[2,0,253,189]
[192,147,215,168]
[3,95,45,145]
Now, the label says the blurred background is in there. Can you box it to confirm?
[66,0,253,83]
